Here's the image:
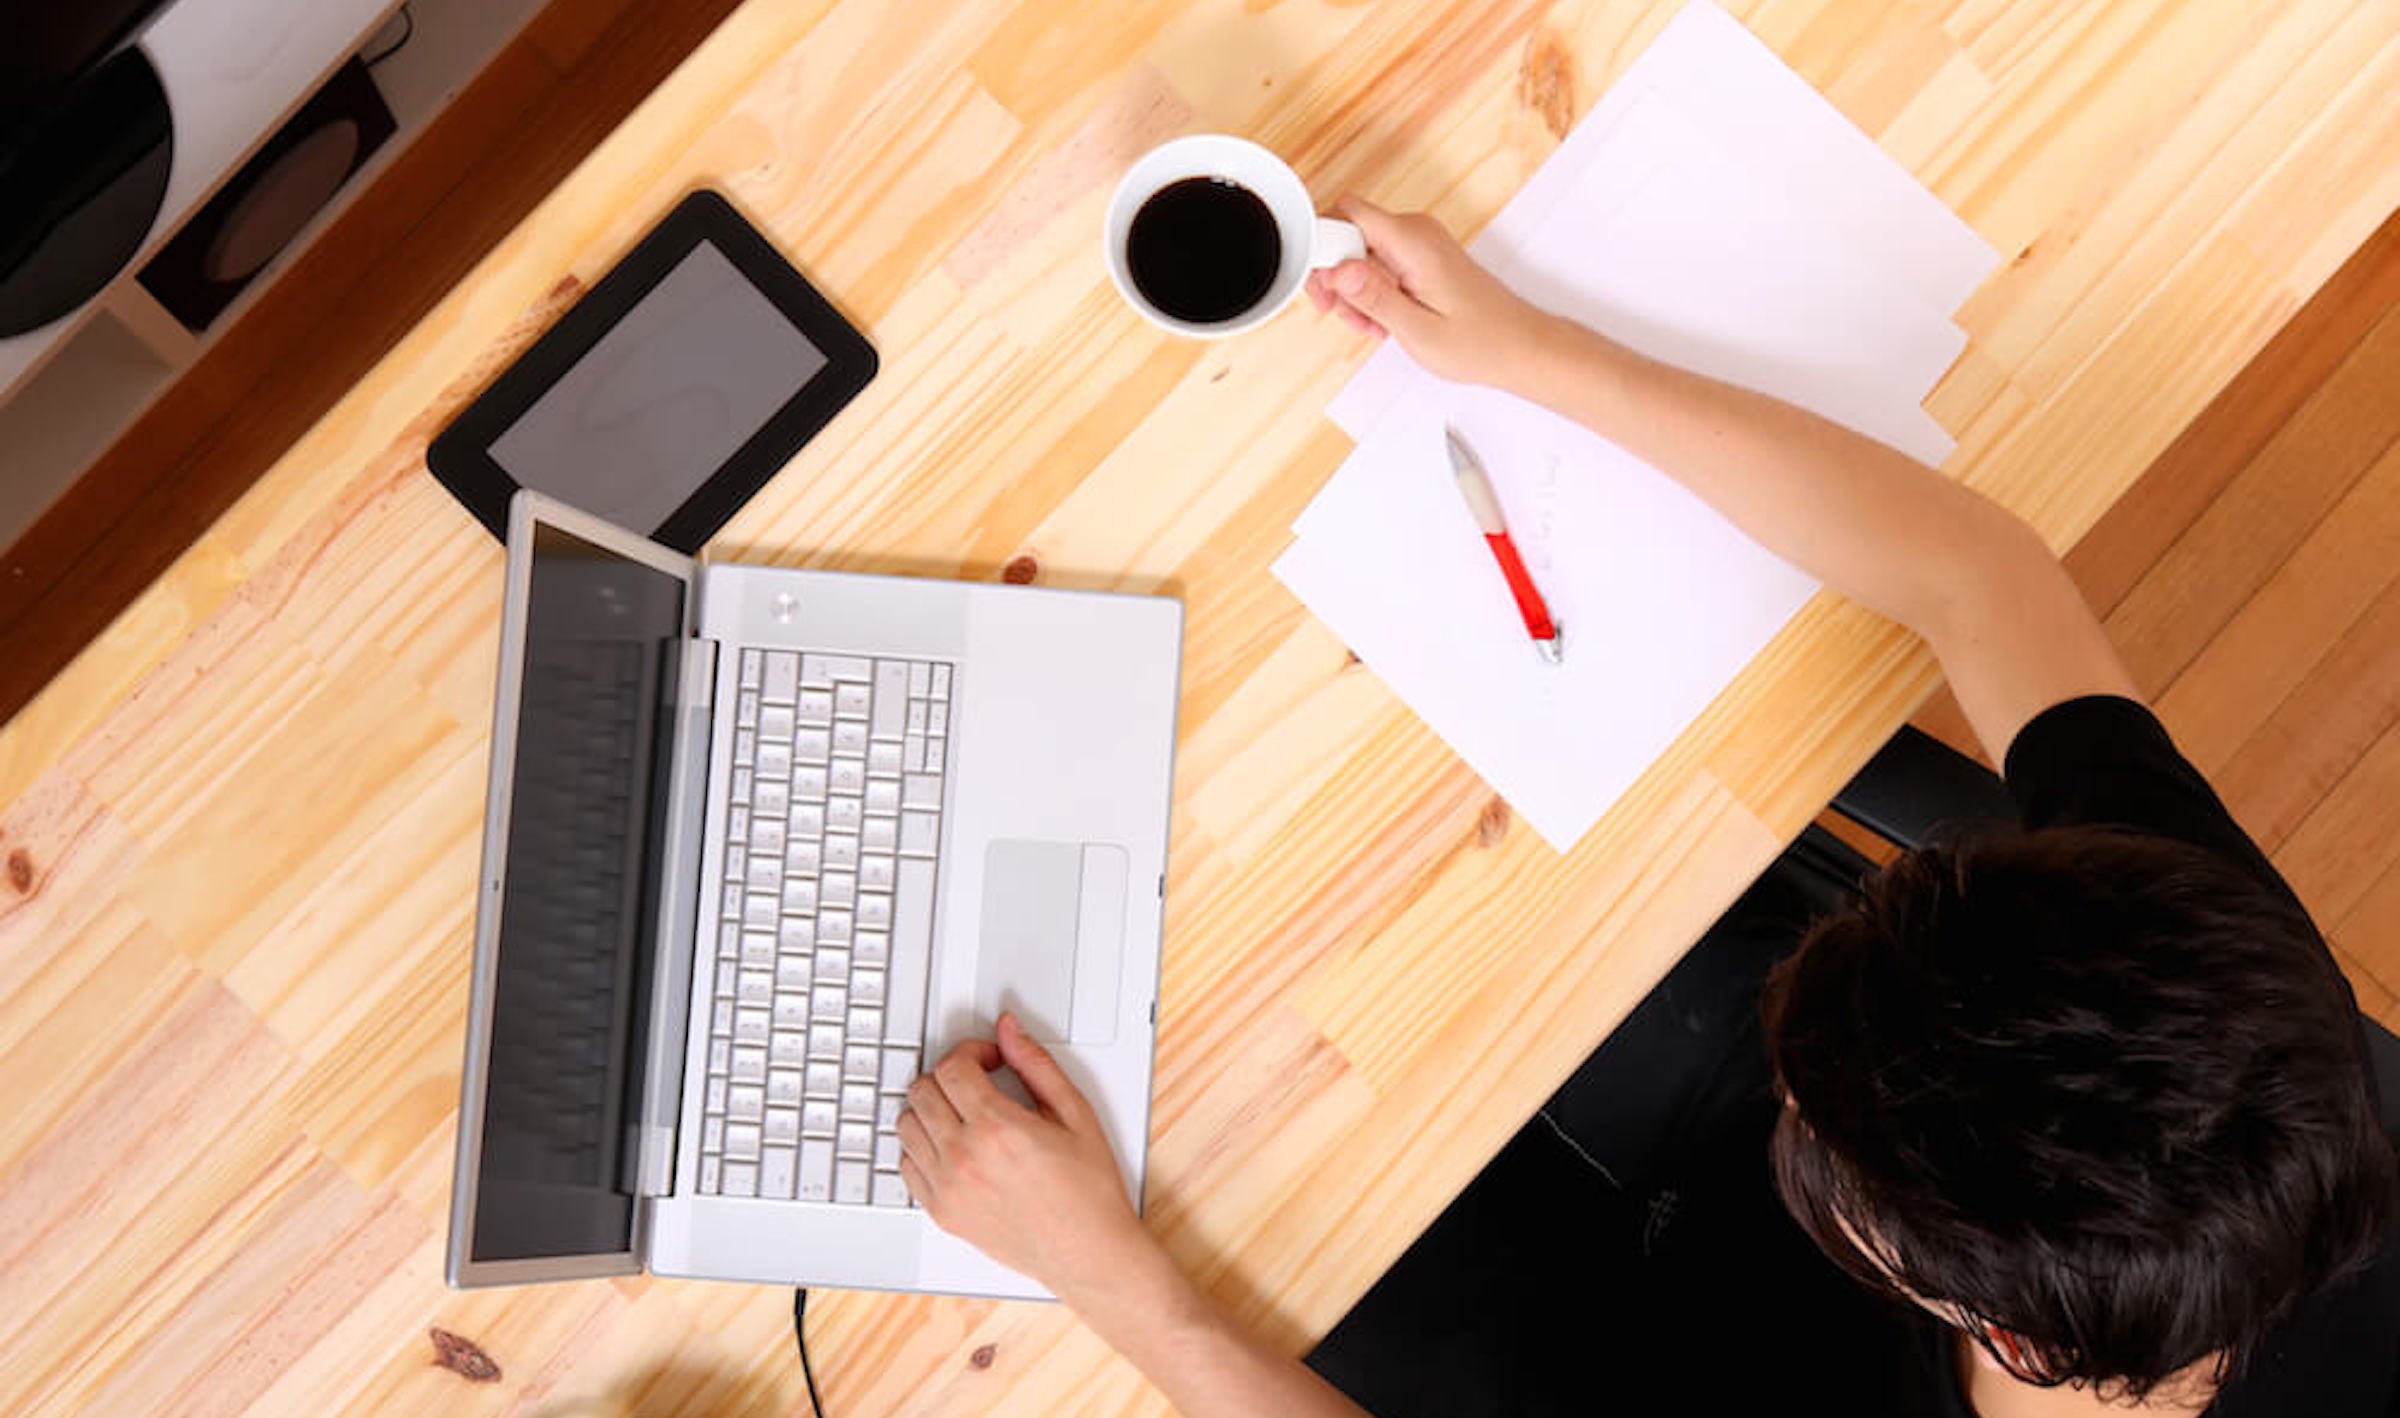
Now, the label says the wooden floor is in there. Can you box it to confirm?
[0,0,744,724]
[1911,203,2400,1033]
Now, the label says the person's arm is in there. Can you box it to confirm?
[1305,200,2138,761]
[899,1017,1374,1418]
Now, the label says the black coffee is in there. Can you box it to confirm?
[1125,177,1281,325]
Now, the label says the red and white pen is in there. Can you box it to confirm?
[1445,426,1563,664]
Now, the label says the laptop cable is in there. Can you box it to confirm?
[793,1288,826,1416]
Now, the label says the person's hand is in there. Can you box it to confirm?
[1304,197,1559,388]
[897,1013,1157,1301]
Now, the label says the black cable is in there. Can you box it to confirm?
[793,1288,826,1416]
[360,5,415,68]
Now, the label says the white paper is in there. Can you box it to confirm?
[1275,388,1820,850]
[1327,92,1967,459]
[1279,0,2001,851]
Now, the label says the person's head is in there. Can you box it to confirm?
[1761,825,2395,1402]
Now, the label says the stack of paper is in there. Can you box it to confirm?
[1275,0,1999,850]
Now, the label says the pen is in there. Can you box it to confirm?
[1445,426,1564,664]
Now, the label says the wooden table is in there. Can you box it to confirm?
[4,2,2396,1412]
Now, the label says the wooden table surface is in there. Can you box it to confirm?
[5,1,2397,1413]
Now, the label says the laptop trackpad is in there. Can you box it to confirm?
[976,841,1127,1047]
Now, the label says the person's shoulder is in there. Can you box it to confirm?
[2000,694,2298,906]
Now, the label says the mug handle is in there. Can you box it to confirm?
[1309,217,1367,269]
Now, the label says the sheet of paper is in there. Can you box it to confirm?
[1274,386,1820,850]
[1327,0,1999,441]
[1276,1,2002,850]
[1327,92,1966,457]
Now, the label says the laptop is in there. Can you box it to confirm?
[445,490,1181,1297]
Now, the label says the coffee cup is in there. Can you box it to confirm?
[1104,134,1366,338]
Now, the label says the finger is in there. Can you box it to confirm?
[1334,197,1433,284]
[897,1105,940,1166]
[1326,259,1433,347]
[997,1012,1095,1127]
[934,1048,1010,1120]
[907,1073,962,1141]
[1336,305,1386,338]
[933,1036,1003,1073]
[1305,270,1332,312]
[899,1154,936,1213]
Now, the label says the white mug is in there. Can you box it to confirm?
[1104,134,1366,339]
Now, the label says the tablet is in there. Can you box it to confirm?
[428,190,876,551]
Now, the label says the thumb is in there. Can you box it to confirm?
[1327,258,1437,347]
[997,1013,1093,1127]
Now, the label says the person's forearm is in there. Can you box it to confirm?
[1499,315,2052,642]
[1062,1242,1374,1418]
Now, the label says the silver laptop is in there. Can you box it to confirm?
[446,491,1181,1297]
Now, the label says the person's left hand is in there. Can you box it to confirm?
[898,1013,1156,1301]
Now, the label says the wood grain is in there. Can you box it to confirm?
[5,1,2399,1414]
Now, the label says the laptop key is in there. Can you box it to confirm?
[803,1099,837,1136]
[759,1146,797,1200]
[769,1069,804,1106]
[873,1170,910,1208]
[805,1062,841,1097]
[886,858,936,1042]
[723,1160,756,1197]
[725,1122,761,1161]
[875,1134,901,1171]
[880,1046,919,1092]
[764,1109,799,1145]
[798,688,835,725]
[763,652,799,702]
[799,1142,834,1201]
[835,1160,870,1205]
[873,661,910,738]
[835,683,871,719]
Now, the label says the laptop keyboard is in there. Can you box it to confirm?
[696,650,953,1206]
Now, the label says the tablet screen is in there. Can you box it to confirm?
[488,241,830,531]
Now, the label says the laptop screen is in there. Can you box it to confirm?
[471,520,686,1265]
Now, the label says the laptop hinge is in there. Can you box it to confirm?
[633,635,718,1198]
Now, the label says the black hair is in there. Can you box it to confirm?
[1760,825,2395,1399]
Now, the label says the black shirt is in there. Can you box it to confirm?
[1305,696,2398,1418]
[1889,695,2400,1417]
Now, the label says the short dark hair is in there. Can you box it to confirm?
[1761,825,2395,1399]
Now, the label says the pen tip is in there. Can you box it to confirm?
[1538,631,1564,665]
[1444,426,1471,471]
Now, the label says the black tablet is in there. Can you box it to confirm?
[428,190,876,551]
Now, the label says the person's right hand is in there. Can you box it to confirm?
[1304,197,1558,389]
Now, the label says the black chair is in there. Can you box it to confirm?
[1305,725,2400,1417]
